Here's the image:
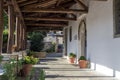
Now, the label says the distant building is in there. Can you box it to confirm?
[43,31,63,52]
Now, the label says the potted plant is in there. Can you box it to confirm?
[20,56,38,77]
[78,56,87,68]
[69,53,76,63]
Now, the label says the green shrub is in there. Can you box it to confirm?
[69,53,76,58]
[29,32,44,52]
[0,55,3,63]
[39,69,45,80]
[2,59,18,80]
[79,56,86,60]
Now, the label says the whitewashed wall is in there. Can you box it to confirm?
[66,4,87,62]
[87,0,120,78]
[65,0,120,78]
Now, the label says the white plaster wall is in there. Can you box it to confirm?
[66,3,88,62]
[67,4,87,62]
[87,0,120,78]
[66,0,120,78]
[67,21,79,60]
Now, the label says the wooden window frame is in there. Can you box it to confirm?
[69,26,72,42]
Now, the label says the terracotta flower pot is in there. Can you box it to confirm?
[79,60,87,68]
[69,57,75,63]
[22,64,32,77]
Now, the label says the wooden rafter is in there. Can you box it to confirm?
[23,0,57,8]
[27,27,63,31]
[56,0,63,6]
[26,23,68,27]
[74,0,88,10]
[22,8,88,14]
[17,0,27,3]
[24,17,76,21]
[94,0,107,1]
[19,0,38,7]
[4,0,27,7]
[59,0,76,8]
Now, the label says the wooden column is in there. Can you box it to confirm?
[22,26,25,50]
[23,26,27,50]
[15,16,20,51]
[0,0,4,54]
[7,2,15,53]
[19,24,23,50]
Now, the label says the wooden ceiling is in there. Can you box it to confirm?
[3,0,106,31]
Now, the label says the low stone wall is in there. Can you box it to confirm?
[33,52,47,58]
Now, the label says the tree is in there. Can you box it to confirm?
[28,31,46,52]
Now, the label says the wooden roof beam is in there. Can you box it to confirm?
[27,27,63,31]
[22,8,88,14]
[74,0,88,10]
[23,0,57,8]
[26,23,68,27]
[94,0,107,1]
[4,0,27,7]
[17,0,27,3]
[24,17,76,21]
[19,0,38,7]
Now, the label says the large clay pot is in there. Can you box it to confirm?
[79,60,87,68]
[22,64,32,77]
[69,57,75,63]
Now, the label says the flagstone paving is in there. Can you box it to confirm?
[33,53,120,80]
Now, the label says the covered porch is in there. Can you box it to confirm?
[0,0,120,80]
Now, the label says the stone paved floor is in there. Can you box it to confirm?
[33,53,119,80]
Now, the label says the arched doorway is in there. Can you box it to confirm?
[78,19,87,57]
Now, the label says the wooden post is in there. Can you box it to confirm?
[23,26,27,50]
[22,26,25,50]
[0,0,4,54]
[19,24,23,50]
[15,16,20,51]
[7,3,15,53]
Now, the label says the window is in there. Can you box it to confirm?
[69,26,72,42]
[114,0,120,37]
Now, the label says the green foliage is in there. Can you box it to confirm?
[26,50,34,56]
[79,56,86,60]
[69,53,76,58]
[3,29,8,43]
[22,56,38,64]
[0,55,3,63]
[45,43,56,53]
[2,12,8,53]
[28,32,45,52]
[2,59,17,80]
[2,29,8,52]
[39,69,45,80]
[4,12,8,28]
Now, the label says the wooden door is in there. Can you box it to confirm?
[78,20,87,57]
